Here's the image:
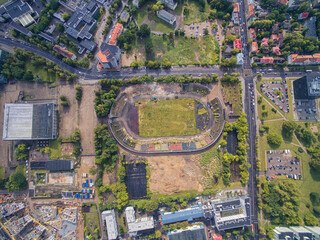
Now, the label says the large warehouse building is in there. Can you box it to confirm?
[2,103,58,141]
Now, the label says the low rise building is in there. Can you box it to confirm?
[120,10,130,23]
[7,215,33,238]
[125,207,154,237]
[97,43,121,69]
[304,16,317,38]
[24,225,46,240]
[273,47,280,54]
[274,227,294,240]
[157,9,176,25]
[3,103,58,141]
[0,202,25,219]
[159,0,177,10]
[108,23,123,45]
[39,32,55,43]
[236,53,244,65]
[250,28,256,40]
[9,21,32,37]
[307,75,320,97]
[271,34,279,43]
[53,45,76,60]
[288,0,308,8]
[288,53,320,65]
[290,226,313,240]
[248,4,255,18]
[232,3,240,25]
[251,42,258,53]
[261,38,269,47]
[167,224,207,240]
[212,197,251,231]
[234,39,242,50]
[133,0,139,7]
[161,203,204,225]
[298,11,309,20]
[30,160,74,171]
[102,210,118,240]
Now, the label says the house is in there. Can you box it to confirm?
[159,0,177,10]
[65,1,99,41]
[157,9,176,25]
[102,210,118,240]
[236,53,244,65]
[108,23,123,45]
[261,38,269,47]
[273,47,280,54]
[234,39,242,50]
[97,43,121,69]
[232,3,240,25]
[132,0,139,7]
[288,54,320,65]
[53,45,76,60]
[271,34,279,43]
[168,224,207,240]
[272,23,280,33]
[248,4,255,18]
[260,56,274,64]
[125,207,154,237]
[251,42,258,53]
[3,103,58,141]
[250,28,256,40]
[161,203,204,225]
[298,11,309,20]
[212,197,251,231]
[274,227,294,240]
[223,45,233,58]
[120,10,130,23]
[1,0,37,27]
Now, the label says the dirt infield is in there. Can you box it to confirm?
[147,155,204,194]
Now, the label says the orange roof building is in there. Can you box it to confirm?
[260,57,274,64]
[234,39,242,50]
[276,0,287,4]
[262,38,269,47]
[248,4,255,17]
[250,28,256,39]
[108,23,123,46]
[273,47,280,54]
[97,43,121,69]
[53,45,76,60]
[271,34,279,41]
[252,42,258,52]
[288,54,320,65]
[233,3,239,12]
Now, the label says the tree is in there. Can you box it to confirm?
[6,165,27,191]
[304,213,318,226]
[75,85,82,101]
[137,24,150,38]
[15,144,29,161]
[232,48,240,55]
[56,23,64,33]
[267,132,282,146]
[152,1,163,12]
[62,13,71,21]
[282,121,297,139]
[204,28,209,35]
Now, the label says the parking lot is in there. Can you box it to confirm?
[293,99,318,121]
[266,150,301,181]
[260,81,289,113]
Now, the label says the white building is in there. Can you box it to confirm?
[236,53,244,65]
[159,0,177,10]
[102,210,118,240]
[125,207,154,237]
[156,9,176,25]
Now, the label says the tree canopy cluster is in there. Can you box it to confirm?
[282,33,320,55]
[267,132,283,147]
[14,144,29,162]
[6,165,27,192]
[282,121,297,139]
[262,180,301,225]
[94,86,119,118]
[208,0,233,21]
[221,73,240,83]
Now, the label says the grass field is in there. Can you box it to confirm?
[183,0,210,25]
[136,11,147,26]
[138,98,197,137]
[83,204,100,239]
[257,97,283,121]
[222,83,242,116]
[151,35,219,65]
[0,167,5,180]
[25,62,56,82]
[49,139,61,160]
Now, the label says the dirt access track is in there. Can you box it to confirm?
[109,83,225,154]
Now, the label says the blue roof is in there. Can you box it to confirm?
[161,204,204,224]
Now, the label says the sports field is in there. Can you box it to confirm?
[138,98,197,137]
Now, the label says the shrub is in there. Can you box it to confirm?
[267,132,282,146]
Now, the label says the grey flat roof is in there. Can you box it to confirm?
[3,103,58,140]
[30,160,74,171]
[5,0,32,19]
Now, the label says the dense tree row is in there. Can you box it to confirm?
[282,32,320,55]
[208,0,233,21]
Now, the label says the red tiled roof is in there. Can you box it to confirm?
[234,39,242,50]
[271,34,278,40]
[290,54,320,63]
[273,47,280,53]
[252,42,258,52]
[301,12,309,18]
[248,4,255,17]
[53,45,75,59]
[277,0,287,4]
[262,38,269,46]
[212,234,223,240]
[233,3,239,12]
[109,23,123,45]
[250,28,256,39]
[261,57,274,63]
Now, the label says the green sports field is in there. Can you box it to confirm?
[138,98,197,137]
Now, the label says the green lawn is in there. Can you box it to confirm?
[150,35,219,65]
[49,139,61,160]
[83,204,100,240]
[0,167,5,180]
[183,0,210,25]
[223,83,242,116]
[148,14,175,33]
[138,98,197,137]
[25,62,56,82]
[257,97,283,121]
[136,11,147,26]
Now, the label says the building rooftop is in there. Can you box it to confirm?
[161,204,204,225]
[108,23,123,45]
[3,103,58,141]
[58,220,77,238]
[30,160,74,171]
[168,224,207,240]
[274,226,294,240]
[98,43,120,63]
[248,4,255,17]
[24,225,46,240]
[273,47,280,53]
[213,197,251,231]
[0,202,25,219]
[305,226,320,236]
[120,10,129,22]
[4,0,33,20]
[233,3,239,12]
[157,9,176,23]
[7,215,33,237]
[39,32,55,43]
[261,56,274,63]
[102,210,118,240]
[262,38,269,46]
[234,39,242,50]
[125,207,154,236]
[79,39,97,52]
[252,42,258,52]
[53,45,76,60]
[10,21,32,37]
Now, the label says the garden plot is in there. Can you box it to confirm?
[125,163,147,199]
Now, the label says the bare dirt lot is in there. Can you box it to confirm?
[147,154,204,194]
[48,172,74,184]
[78,85,99,155]
[61,142,74,155]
